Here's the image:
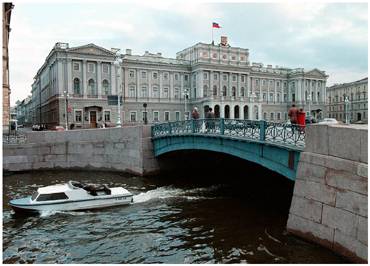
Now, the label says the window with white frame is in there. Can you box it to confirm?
[104,110,111,122]
[212,53,217,59]
[223,74,227,81]
[204,73,208,80]
[241,75,245,82]
[129,70,135,78]
[153,111,159,122]
[269,93,273,102]
[263,93,266,101]
[277,93,280,101]
[164,111,170,121]
[142,71,147,78]
[164,73,169,80]
[75,110,82,122]
[141,86,148,97]
[174,73,179,81]
[153,72,158,79]
[232,75,237,82]
[130,111,137,122]
[102,64,109,73]
[129,86,136,97]
[88,63,95,73]
[174,87,180,99]
[175,111,180,121]
[73,62,80,71]
[163,88,169,98]
[152,86,159,98]
[214,73,218,80]
[184,75,188,81]
[222,54,227,60]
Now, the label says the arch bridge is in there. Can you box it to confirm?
[151,119,305,180]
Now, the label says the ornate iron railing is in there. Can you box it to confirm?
[3,134,27,145]
[152,118,305,148]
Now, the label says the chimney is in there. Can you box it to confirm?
[157,52,162,57]
[220,36,228,46]
[126,49,132,55]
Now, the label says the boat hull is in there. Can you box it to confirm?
[10,195,133,213]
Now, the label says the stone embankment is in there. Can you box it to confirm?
[3,126,159,175]
[287,124,368,263]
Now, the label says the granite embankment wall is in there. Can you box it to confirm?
[287,124,368,263]
[3,126,159,175]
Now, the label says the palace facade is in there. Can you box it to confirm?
[29,37,328,129]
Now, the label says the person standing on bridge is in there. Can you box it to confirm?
[191,107,200,120]
[288,104,299,132]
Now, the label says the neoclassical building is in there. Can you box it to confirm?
[29,37,328,128]
[326,77,368,123]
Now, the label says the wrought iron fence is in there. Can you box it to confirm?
[3,134,27,145]
[152,118,305,148]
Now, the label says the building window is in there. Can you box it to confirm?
[231,55,236,60]
[277,112,281,120]
[212,53,217,58]
[102,64,109,73]
[73,78,81,95]
[184,75,188,81]
[163,88,169,98]
[142,71,147,78]
[277,93,280,102]
[202,52,208,57]
[88,63,95,73]
[129,86,136,98]
[232,75,237,82]
[129,70,135,78]
[292,93,296,102]
[204,73,208,80]
[277,81,280,87]
[213,85,218,96]
[222,54,227,60]
[241,87,245,97]
[263,112,267,120]
[174,73,179,81]
[153,72,158,79]
[222,86,227,96]
[284,112,288,120]
[164,73,169,80]
[164,111,170,121]
[104,111,111,122]
[175,111,180,121]
[263,93,266,101]
[102,80,110,95]
[152,86,159,98]
[141,86,148,97]
[88,79,96,95]
[203,85,208,97]
[153,111,159,122]
[75,110,82,122]
[130,112,137,122]
[241,76,245,82]
[174,88,180,99]
[284,94,287,102]
[73,62,80,71]
[269,93,273,102]
[270,112,274,121]
[240,56,245,61]
[263,80,266,86]
[214,73,218,80]
[232,87,236,97]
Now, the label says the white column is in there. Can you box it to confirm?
[123,67,129,98]
[110,63,116,95]
[258,104,262,120]
[259,79,262,102]
[237,73,241,98]
[210,70,214,98]
[82,60,87,98]
[97,61,102,97]
[230,104,234,119]
[220,103,224,118]
[136,69,140,100]
[199,70,203,98]
[67,59,72,94]
[228,72,232,97]
[159,71,163,99]
[322,80,326,103]
[148,70,152,99]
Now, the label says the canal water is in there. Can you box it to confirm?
[3,152,347,263]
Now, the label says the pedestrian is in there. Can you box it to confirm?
[297,108,306,132]
[288,104,299,132]
[191,107,199,119]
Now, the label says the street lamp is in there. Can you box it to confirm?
[114,53,123,127]
[63,90,69,131]
[345,96,350,124]
[250,92,258,120]
[143,103,148,124]
[307,94,311,118]
[183,88,189,120]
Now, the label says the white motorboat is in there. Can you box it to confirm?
[9,181,133,213]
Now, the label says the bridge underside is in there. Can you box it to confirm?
[152,135,301,181]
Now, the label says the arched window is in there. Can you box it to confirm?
[102,80,110,95]
[73,78,80,95]
[88,79,96,95]
[241,87,245,97]
[213,85,218,96]
[222,86,227,96]
[232,87,236,97]
[203,85,208,97]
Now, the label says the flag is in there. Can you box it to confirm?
[212,22,221,28]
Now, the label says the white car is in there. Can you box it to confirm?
[318,118,339,125]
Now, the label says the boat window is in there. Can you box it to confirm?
[36,193,69,201]
[31,192,39,201]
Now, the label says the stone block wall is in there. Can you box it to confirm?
[3,126,160,175]
[287,124,368,263]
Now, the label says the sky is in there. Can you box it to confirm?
[8,1,368,105]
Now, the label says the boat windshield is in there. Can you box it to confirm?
[31,192,38,201]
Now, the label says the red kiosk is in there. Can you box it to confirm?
[297,109,306,132]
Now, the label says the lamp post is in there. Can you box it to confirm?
[143,103,148,124]
[114,53,123,127]
[63,90,69,130]
[250,92,257,119]
[183,88,189,120]
[345,96,350,124]
[307,94,311,119]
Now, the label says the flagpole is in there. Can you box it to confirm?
[212,26,214,44]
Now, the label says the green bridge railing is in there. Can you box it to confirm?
[151,118,305,149]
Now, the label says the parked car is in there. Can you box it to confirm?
[318,118,339,125]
